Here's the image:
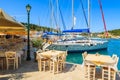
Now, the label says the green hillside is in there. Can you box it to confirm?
[21,22,120,37]
[21,22,58,32]
[108,29,120,36]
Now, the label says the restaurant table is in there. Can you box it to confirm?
[36,50,66,73]
[85,54,116,66]
[37,50,66,59]
[84,54,116,80]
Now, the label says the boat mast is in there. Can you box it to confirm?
[88,0,91,40]
[71,0,74,30]
[98,0,108,38]
[56,0,59,32]
[88,0,90,32]
[49,0,54,32]
[49,0,52,32]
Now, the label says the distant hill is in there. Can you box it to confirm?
[21,22,58,32]
[21,22,120,37]
[108,29,120,36]
[96,29,120,38]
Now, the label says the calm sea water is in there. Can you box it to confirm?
[66,38,120,70]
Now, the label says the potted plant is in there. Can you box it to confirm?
[31,39,43,62]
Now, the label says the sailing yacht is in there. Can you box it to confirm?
[43,0,108,52]
[44,34,108,52]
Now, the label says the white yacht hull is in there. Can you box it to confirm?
[46,40,108,52]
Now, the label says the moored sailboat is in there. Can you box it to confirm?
[43,0,108,52]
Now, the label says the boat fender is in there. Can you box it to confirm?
[48,40,52,44]
[88,43,90,46]
[50,41,52,44]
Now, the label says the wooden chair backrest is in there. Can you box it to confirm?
[82,51,88,60]
[5,51,16,58]
[112,54,117,60]
[51,55,57,62]
[112,54,119,66]
[115,57,119,66]
[57,53,65,60]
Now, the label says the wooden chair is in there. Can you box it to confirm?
[57,53,66,73]
[50,51,67,74]
[0,51,5,70]
[84,63,96,80]
[5,51,18,70]
[82,51,88,60]
[63,50,68,68]
[112,55,119,73]
[81,52,96,80]
[112,55,119,67]
[102,66,109,80]
[82,51,88,67]
[50,55,58,74]
[101,55,119,80]
[112,56,119,80]
[102,66,116,80]
[0,59,3,70]
[37,54,49,71]
[112,54,117,59]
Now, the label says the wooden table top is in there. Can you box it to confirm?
[85,54,116,66]
[37,50,66,59]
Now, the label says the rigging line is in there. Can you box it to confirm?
[44,2,50,27]
[58,0,66,30]
[38,16,40,26]
[80,0,88,27]
[98,0,108,38]
[60,0,70,30]
[50,1,57,30]
[50,0,57,28]
[48,0,51,28]
[49,0,53,31]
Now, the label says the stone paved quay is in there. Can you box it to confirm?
[0,59,120,80]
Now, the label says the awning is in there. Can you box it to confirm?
[0,8,26,35]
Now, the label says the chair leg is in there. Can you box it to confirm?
[111,71,116,80]
[56,62,59,73]
[0,60,4,70]
[63,62,65,69]
[43,61,46,71]
[14,61,15,70]
[19,56,21,64]
[38,62,40,71]
[53,62,55,74]
[50,62,52,72]
[58,62,63,72]
[15,58,18,69]
[6,61,8,70]
[1,63,3,70]
[38,60,41,71]
[59,63,62,72]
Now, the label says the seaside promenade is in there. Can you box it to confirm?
[0,58,120,80]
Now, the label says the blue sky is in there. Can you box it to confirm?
[0,0,120,32]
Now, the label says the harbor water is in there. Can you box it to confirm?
[66,38,120,70]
